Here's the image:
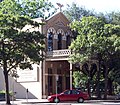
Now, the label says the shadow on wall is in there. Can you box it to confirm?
[12,81,37,99]
[0,69,39,99]
[9,76,40,99]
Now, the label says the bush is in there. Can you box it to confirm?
[0,90,15,101]
[73,71,87,90]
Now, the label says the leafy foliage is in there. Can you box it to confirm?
[0,0,22,15]
[20,0,56,19]
[63,2,95,22]
[69,16,120,97]
[0,13,45,104]
[73,71,87,88]
[69,16,120,64]
[0,0,55,19]
[0,13,45,71]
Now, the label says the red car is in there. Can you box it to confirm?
[47,89,89,103]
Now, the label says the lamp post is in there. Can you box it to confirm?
[56,75,59,104]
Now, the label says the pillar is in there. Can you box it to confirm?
[70,63,72,89]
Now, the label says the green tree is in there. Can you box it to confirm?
[0,13,45,105]
[20,0,56,19]
[69,16,120,99]
[0,0,22,15]
[73,71,87,90]
[63,2,95,22]
[108,12,120,25]
[0,0,55,19]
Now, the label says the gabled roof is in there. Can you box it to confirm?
[46,11,70,23]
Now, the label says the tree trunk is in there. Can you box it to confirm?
[3,61,11,105]
[96,60,101,99]
[108,78,113,95]
[104,64,108,99]
[87,71,91,98]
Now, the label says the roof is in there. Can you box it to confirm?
[46,11,70,23]
[31,12,70,26]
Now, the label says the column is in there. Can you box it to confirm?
[42,60,46,98]
[70,63,72,89]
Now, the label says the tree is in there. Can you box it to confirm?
[0,13,45,105]
[69,16,120,99]
[20,0,56,19]
[73,71,87,90]
[107,12,120,25]
[63,2,95,22]
[0,0,56,19]
[0,0,22,15]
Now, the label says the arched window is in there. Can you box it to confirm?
[58,33,62,50]
[48,32,53,51]
[66,31,72,49]
[57,29,65,50]
[66,35,70,49]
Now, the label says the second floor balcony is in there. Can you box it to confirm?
[46,49,71,58]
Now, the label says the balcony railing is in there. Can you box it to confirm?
[46,49,71,57]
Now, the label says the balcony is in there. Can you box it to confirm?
[46,49,71,58]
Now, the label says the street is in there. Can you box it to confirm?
[19,102,120,105]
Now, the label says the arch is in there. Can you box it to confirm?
[47,27,56,36]
[65,30,72,36]
[56,29,65,50]
[57,29,65,36]
[47,27,57,51]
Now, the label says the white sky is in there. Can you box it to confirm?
[49,0,120,13]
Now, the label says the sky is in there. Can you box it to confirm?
[49,0,120,13]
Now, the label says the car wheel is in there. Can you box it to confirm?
[78,97,84,103]
[53,97,60,103]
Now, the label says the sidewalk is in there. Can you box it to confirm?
[0,98,47,105]
[0,98,120,105]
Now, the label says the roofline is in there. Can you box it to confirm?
[46,11,70,23]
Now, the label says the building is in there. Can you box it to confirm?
[0,12,75,99]
[42,12,74,98]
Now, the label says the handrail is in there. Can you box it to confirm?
[46,49,71,57]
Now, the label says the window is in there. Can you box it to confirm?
[48,32,53,51]
[48,68,52,74]
[57,68,61,74]
[66,35,70,49]
[58,33,62,50]
[64,90,71,95]
[71,90,80,94]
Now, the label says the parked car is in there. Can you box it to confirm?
[47,89,89,103]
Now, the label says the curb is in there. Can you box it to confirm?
[21,100,120,104]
